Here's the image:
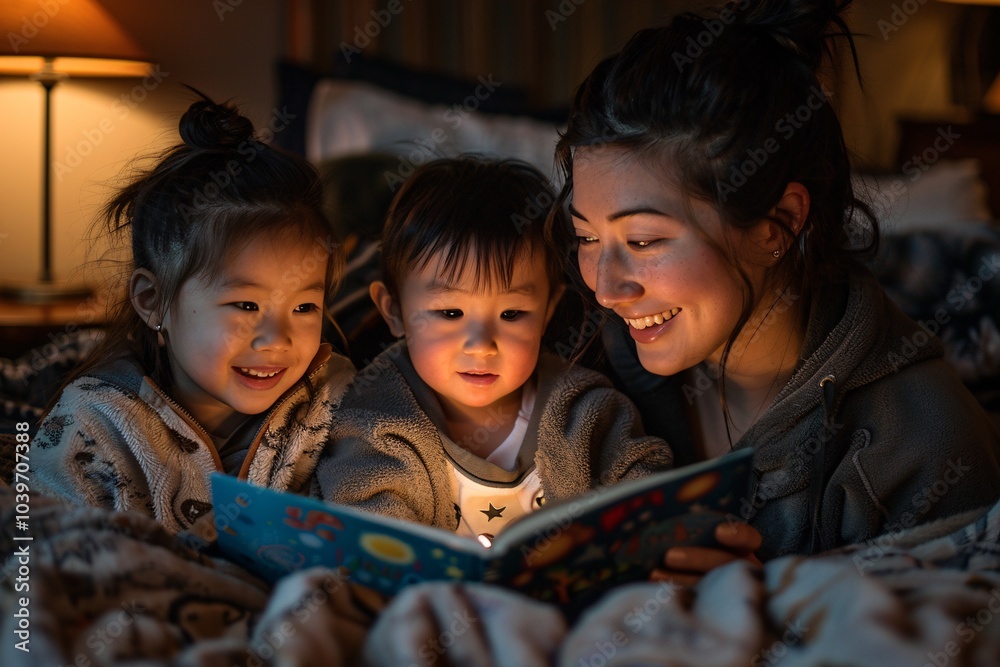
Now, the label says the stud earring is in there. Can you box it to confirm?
[154,323,165,347]
[154,324,162,332]
[772,249,781,258]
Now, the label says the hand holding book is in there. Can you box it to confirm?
[654,520,763,587]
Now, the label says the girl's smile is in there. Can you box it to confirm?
[232,366,287,390]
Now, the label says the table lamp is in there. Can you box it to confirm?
[0,0,151,302]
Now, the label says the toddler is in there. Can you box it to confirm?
[318,156,673,541]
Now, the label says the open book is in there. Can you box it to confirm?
[212,448,753,608]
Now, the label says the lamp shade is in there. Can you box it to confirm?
[0,0,151,77]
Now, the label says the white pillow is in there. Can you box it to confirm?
[852,159,993,234]
[306,79,562,182]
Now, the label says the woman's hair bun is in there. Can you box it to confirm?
[179,93,255,150]
[733,0,853,71]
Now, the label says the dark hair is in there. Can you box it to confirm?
[70,93,342,389]
[380,155,565,299]
[547,0,878,403]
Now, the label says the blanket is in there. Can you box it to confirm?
[3,483,999,666]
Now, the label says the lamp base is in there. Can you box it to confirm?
[0,279,92,304]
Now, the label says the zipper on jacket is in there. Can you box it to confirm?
[145,377,226,472]
[808,373,837,554]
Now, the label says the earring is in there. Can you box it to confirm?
[154,323,165,348]
[772,249,781,258]
[154,324,162,332]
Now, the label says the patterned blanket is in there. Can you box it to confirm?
[868,225,1000,423]
[2,483,998,666]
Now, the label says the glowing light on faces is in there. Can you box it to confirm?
[570,146,750,377]
[385,244,558,423]
[159,230,328,434]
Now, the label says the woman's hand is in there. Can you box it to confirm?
[650,521,763,586]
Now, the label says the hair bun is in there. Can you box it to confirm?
[733,0,852,71]
[179,97,255,150]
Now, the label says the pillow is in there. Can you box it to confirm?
[328,53,540,118]
[852,159,993,234]
[306,79,563,183]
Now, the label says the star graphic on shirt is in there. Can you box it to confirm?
[481,503,506,521]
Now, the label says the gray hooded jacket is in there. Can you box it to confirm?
[601,267,1000,560]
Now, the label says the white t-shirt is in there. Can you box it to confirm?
[447,383,545,542]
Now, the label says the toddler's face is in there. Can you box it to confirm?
[161,230,327,434]
[382,245,558,423]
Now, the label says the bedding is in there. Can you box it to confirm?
[2,482,999,666]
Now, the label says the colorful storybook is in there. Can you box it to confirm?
[212,448,753,608]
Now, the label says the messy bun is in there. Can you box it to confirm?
[178,95,255,149]
[735,0,855,72]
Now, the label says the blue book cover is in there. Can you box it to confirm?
[212,448,753,608]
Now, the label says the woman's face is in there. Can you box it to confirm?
[570,146,756,377]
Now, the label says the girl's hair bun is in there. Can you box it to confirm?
[179,95,255,150]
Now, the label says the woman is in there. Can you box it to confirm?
[546,0,1000,567]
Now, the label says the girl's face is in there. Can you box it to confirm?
[161,230,328,434]
[570,146,756,377]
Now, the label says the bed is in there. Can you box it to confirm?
[2,64,1000,667]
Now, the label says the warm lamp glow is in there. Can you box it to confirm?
[0,0,151,76]
[0,0,152,301]
[0,56,150,78]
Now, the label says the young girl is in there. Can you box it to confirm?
[547,0,1000,569]
[317,156,673,541]
[29,96,355,534]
